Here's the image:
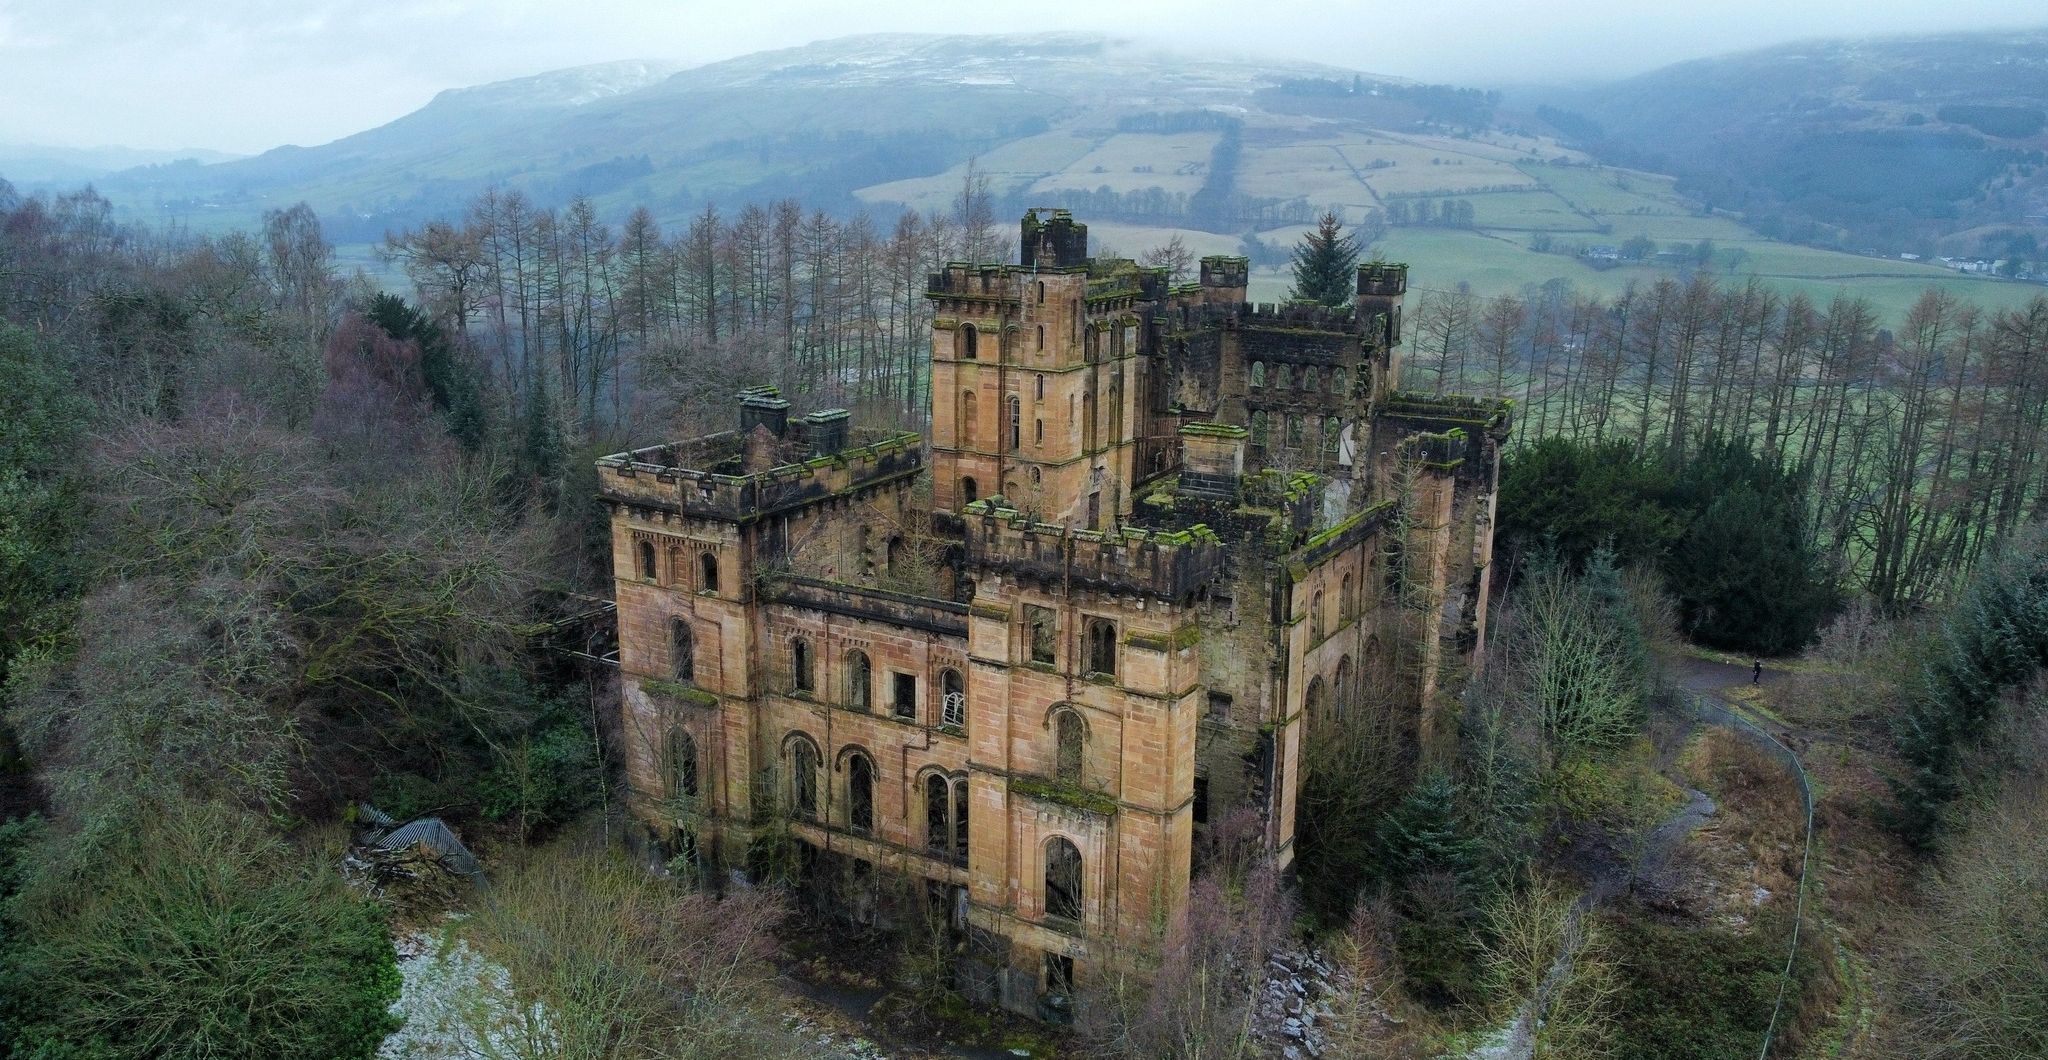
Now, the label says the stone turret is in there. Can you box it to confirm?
[1020,208,1089,269]
[1199,255,1249,305]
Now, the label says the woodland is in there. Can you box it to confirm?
[0,181,2043,1059]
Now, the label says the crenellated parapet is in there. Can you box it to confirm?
[597,430,923,523]
[1379,391,1514,440]
[961,499,1226,601]
[1356,261,1408,298]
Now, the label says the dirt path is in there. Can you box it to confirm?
[1475,666,1759,1060]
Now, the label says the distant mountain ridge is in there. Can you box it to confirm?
[1538,28,2048,253]
[67,33,1397,238]
[0,143,243,185]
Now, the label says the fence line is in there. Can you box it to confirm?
[1687,692,1817,1060]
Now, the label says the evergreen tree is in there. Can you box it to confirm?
[1289,211,1363,307]
[1375,771,1489,1006]
[1375,771,1483,881]
[0,325,84,686]
[1892,527,2048,846]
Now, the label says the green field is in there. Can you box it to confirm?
[853,116,2041,324]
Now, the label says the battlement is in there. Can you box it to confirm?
[597,429,923,522]
[1357,261,1409,298]
[1021,207,1089,269]
[928,263,1037,299]
[1200,255,1250,287]
[1160,299,1362,336]
[961,500,1227,601]
[1380,391,1514,435]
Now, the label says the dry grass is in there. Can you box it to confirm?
[1678,729,1805,908]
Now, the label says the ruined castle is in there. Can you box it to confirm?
[597,210,1509,1017]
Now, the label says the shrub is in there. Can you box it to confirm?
[1601,912,1808,1060]
[2,802,399,1060]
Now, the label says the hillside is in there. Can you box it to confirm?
[0,143,241,184]
[56,32,2047,323]
[1540,29,2048,258]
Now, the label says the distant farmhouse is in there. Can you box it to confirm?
[597,210,1509,1018]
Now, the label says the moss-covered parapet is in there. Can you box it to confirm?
[1381,391,1514,434]
[1401,429,1469,471]
[962,499,1226,601]
[1125,624,1203,653]
[1010,775,1119,816]
[640,678,720,710]
[1356,261,1409,297]
[597,429,923,523]
[1178,421,1250,440]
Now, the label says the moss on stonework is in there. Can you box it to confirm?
[642,679,719,709]
[1011,776,1119,816]
[1127,624,1201,652]
[1179,422,1249,440]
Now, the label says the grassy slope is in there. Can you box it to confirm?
[907,124,2045,324]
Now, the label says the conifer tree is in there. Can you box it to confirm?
[1289,211,1362,307]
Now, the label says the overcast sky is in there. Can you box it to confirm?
[3,0,2044,154]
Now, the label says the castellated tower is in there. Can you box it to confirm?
[597,211,1510,1020]
[929,209,1155,528]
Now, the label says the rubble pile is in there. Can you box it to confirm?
[1251,945,1355,1059]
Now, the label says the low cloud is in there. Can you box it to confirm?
[4,0,2042,153]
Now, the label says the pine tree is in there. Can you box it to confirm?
[1289,211,1362,307]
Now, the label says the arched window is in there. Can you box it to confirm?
[922,771,970,865]
[1029,466,1042,486]
[1045,837,1083,922]
[1009,397,1022,449]
[1336,655,1355,717]
[638,540,657,580]
[845,650,872,710]
[1085,617,1117,677]
[961,389,979,446]
[1306,675,1329,729]
[699,552,720,593]
[1250,361,1266,388]
[667,729,697,800]
[846,752,874,833]
[959,324,978,360]
[1325,416,1343,460]
[961,477,979,506]
[941,668,966,728]
[670,619,694,682]
[1275,364,1292,390]
[1037,280,1047,304]
[1251,410,1268,451]
[1036,324,1045,351]
[1055,709,1085,784]
[1312,589,1326,640]
[792,636,814,693]
[1334,366,1349,396]
[1303,365,1319,391]
[668,544,684,584]
[787,735,820,820]
[953,777,970,862]
[1035,419,1044,446]
[886,536,905,574]
[1341,573,1356,621]
[1036,375,1046,401]
[926,773,951,854]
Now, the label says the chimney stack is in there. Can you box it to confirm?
[805,408,850,457]
[1177,422,1248,500]
[738,384,790,438]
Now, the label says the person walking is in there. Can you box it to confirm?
[1752,659,1762,685]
